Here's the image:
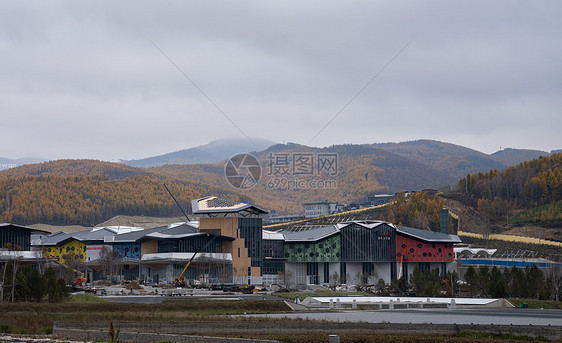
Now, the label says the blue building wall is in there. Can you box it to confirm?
[113,243,141,259]
[461,259,562,268]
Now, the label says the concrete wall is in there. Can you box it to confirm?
[285,262,306,287]
[53,320,562,341]
[345,263,362,284]
[373,262,392,283]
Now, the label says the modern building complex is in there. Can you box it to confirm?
[0,223,50,264]
[2,196,462,287]
[366,194,395,206]
[0,223,48,251]
[263,220,461,286]
[303,201,345,218]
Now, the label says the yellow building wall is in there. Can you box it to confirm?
[141,239,159,256]
[199,217,256,278]
[42,240,86,263]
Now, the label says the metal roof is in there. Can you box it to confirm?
[262,230,285,240]
[395,225,462,243]
[38,228,124,246]
[37,231,76,246]
[337,220,389,230]
[0,223,50,235]
[157,223,198,235]
[107,222,234,243]
[106,226,164,243]
[0,250,57,262]
[273,221,461,244]
[282,225,339,242]
[76,228,118,242]
[93,226,144,234]
[192,196,268,215]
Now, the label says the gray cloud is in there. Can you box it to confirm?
[1,1,560,160]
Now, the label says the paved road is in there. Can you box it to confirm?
[103,295,562,326]
[244,308,562,326]
[103,293,281,303]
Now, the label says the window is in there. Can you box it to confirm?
[238,218,262,268]
[262,260,284,274]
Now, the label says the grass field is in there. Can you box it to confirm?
[0,296,559,342]
[508,298,562,310]
[0,298,290,334]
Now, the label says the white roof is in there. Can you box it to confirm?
[168,221,199,229]
[454,247,497,256]
[262,230,284,240]
[93,226,145,234]
[141,252,232,263]
[301,296,501,306]
[0,250,51,261]
[146,232,201,239]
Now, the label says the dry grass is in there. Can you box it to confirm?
[0,300,290,334]
[213,332,547,343]
[0,299,555,342]
[457,231,562,247]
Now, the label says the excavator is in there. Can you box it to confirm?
[173,233,219,287]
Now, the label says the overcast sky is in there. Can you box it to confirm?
[1,1,561,161]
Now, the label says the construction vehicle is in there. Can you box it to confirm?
[173,233,220,287]
[54,262,87,287]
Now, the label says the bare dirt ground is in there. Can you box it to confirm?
[29,224,90,234]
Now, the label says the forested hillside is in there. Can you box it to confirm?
[152,143,457,214]
[386,192,450,231]
[456,153,562,234]
[2,147,557,228]
[0,144,456,225]
[491,148,552,167]
[370,140,506,180]
[0,161,242,226]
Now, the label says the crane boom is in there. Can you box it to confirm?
[175,233,220,285]
[163,183,191,221]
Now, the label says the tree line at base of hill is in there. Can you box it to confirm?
[392,265,560,301]
[463,265,561,301]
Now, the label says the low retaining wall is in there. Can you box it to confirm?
[51,328,279,343]
[54,320,562,341]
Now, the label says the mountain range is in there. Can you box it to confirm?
[0,139,559,226]
[2,138,556,173]
[123,138,276,167]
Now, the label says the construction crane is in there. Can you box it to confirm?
[173,233,220,287]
